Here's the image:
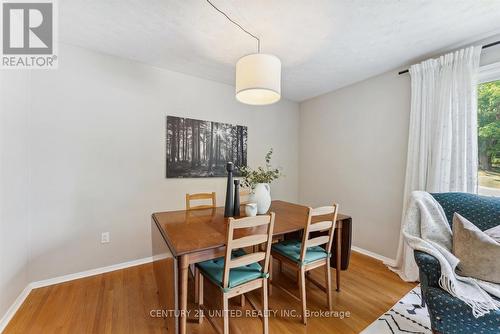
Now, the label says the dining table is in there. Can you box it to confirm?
[151,200,352,334]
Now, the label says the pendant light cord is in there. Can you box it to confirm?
[205,0,260,53]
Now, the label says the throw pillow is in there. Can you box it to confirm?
[452,213,500,283]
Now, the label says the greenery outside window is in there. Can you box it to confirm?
[478,62,500,196]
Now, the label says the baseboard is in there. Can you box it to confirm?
[0,284,32,332]
[30,256,153,289]
[351,246,396,267]
[0,256,153,332]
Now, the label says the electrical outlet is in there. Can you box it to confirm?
[101,232,110,244]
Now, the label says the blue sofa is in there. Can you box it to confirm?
[414,192,500,334]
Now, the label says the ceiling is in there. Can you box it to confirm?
[60,0,500,102]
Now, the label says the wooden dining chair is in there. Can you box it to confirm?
[195,213,275,334]
[239,188,251,205]
[270,204,338,325]
[185,192,216,211]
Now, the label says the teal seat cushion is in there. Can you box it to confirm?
[272,239,328,265]
[196,249,264,290]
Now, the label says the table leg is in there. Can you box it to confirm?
[336,225,341,291]
[179,255,189,334]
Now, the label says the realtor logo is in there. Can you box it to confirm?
[1,0,58,68]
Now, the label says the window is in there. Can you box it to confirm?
[478,62,500,196]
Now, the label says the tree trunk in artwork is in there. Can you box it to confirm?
[235,126,240,166]
[197,121,201,167]
[239,127,243,166]
[193,121,196,165]
[230,126,235,163]
[170,121,174,162]
[191,120,196,168]
[195,122,197,164]
[204,127,208,161]
[167,127,171,162]
[177,120,181,161]
[239,126,244,166]
[186,120,193,161]
[236,127,239,165]
[215,123,219,166]
[208,122,214,172]
[179,118,183,162]
[183,120,187,161]
[172,120,177,162]
[242,127,247,166]
[217,132,221,165]
[193,120,196,165]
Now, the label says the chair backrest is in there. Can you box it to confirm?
[300,204,339,263]
[185,192,216,211]
[222,213,275,289]
[239,188,251,205]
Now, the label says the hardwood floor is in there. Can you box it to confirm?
[4,251,416,334]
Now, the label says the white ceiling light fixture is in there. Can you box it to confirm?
[206,0,281,106]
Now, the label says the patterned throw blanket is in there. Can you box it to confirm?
[403,191,500,317]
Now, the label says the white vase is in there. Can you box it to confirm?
[244,203,258,217]
[249,183,271,214]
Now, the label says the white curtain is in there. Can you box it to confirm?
[389,46,482,281]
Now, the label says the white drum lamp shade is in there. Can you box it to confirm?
[235,53,281,105]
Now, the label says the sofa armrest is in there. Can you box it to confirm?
[414,250,441,288]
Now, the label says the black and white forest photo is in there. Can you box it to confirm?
[166,116,248,178]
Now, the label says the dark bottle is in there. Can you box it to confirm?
[224,162,234,217]
[233,179,240,217]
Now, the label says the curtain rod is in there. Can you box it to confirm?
[398,40,500,75]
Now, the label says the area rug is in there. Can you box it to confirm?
[360,285,432,334]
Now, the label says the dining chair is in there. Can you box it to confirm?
[186,192,216,278]
[185,192,216,210]
[239,187,260,253]
[239,188,251,205]
[195,213,275,334]
[270,204,338,325]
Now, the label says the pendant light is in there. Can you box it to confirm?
[206,0,281,105]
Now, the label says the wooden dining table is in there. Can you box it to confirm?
[151,200,352,334]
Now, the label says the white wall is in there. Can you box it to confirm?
[298,42,500,260]
[0,71,31,318]
[299,71,411,259]
[24,44,299,282]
